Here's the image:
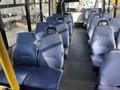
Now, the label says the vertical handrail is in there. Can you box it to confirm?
[0,33,20,90]
[49,0,51,16]
[114,0,118,17]
[94,0,98,8]
[25,0,32,32]
[39,0,43,21]
[0,12,9,50]
[107,0,110,13]
[103,0,106,14]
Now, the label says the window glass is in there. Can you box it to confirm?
[1,6,28,46]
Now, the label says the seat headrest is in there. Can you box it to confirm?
[46,26,57,34]
[57,17,64,23]
[94,13,101,18]
[98,20,109,26]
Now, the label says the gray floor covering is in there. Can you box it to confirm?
[59,27,97,90]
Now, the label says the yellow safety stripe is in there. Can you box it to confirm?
[0,33,20,90]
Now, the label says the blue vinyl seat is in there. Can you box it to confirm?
[98,50,120,90]
[109,17,120,38]
[98,85,120,90]
[102,13,113,20]
[24,67,63,90]
[117,32,120,49]
[38,26,64,70]
[35,22,48,34]
[64,12,74,27]
[86,11,97,30]
[0,32,37,86]
[47,16,57,26]
[35,22,48,41]
[23,26,64,90]
[0,66,35,86]
[36,17,69,59]
[90,21,116,67]
[53,13,73,38]
[0,29,64,90]
[55,17,69,58]
[88,17,101,41]
[84,8,102,26]
[64,15,73,37]
[88,18,108,43]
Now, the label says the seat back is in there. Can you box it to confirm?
[53,13,61,18]
[64,12,74,27]
[13,32,37,66]
[35,22,48,33]
[53,13,73,35]
[110,17,120,37]
[64,15,73,36]
[86,11,96,30]
[110,17,120,26]
[55,18,69,48]
[47,16,57,25]
[99,50,120,87]
[38,27,64,70]
[88,17,101,40]
[116,32,120,49]
[84,8,102,20]
[35,22,48,41]
[91,25,116,55]
[103,13,113,20]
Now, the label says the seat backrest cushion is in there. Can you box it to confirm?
[38,33,64,70]
[63,15,73,35]
[100,50,120,86]
[87,12,96,30]
[88,17,101,39]
[110,17,120,37]
[47,16,57,25]
[13,32,37,66]
[103,13,113,20]
[53,13,62,18]
[91,26,116,54]
[116,32,120,49]
[35,22,48,41]
[55,22,69,48]
[35,22,48,33]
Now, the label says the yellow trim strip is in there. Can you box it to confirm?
[0,33,19,90]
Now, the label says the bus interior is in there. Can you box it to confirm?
[0,0,120,90]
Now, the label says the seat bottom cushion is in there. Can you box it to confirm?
[24,67,63,90]
[64,47,68,56]
[98,85,120,90]
[91,54,104,67]
[0,66,35,86]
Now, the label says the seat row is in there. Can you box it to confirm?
[83,8,120,90]
[0,12,74,90]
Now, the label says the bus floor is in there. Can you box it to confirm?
[59,27,97,90]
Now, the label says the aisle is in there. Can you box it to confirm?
[59,28,97,90]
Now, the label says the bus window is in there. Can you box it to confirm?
[42,0,49,20]
[0,0,13,5]
[1,6,28,46]
[29,4,40,31]
[115,0,120,16]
